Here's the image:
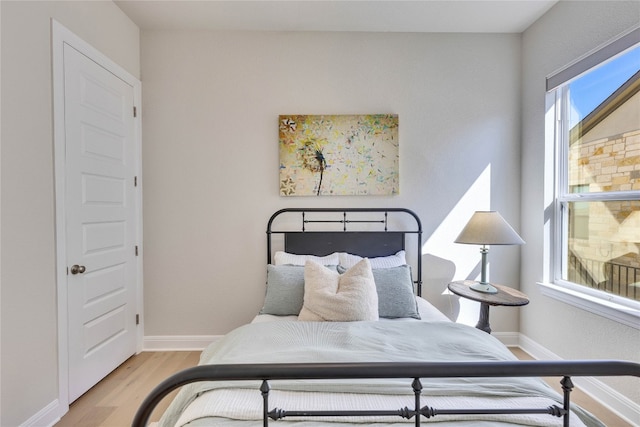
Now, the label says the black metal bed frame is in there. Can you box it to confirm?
[132,360,640,427]
[132,208,640,427]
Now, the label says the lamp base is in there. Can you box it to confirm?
[470,282,498,294]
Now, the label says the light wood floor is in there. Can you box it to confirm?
[55,351,201,427]
[56,349,633,427]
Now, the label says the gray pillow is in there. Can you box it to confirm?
[338,264,420,319]
[260,265,338,316]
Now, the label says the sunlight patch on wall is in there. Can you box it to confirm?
[422,164,491,325]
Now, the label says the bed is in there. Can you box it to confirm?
[134,208,639,427]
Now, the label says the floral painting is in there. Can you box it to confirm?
[279,114,399,196]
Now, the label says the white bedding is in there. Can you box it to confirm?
[158,319,602,427]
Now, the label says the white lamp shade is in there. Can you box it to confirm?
[455,211,525,245]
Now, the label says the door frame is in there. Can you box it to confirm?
[51,19,143,413]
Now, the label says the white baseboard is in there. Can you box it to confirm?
[492,331,520,347]
[519,334,640,426]
[20,399,62,427]
[143,335,221,351]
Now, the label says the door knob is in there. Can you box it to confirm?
[70,265,86,275]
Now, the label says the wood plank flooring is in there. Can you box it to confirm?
[55,351,200,427]
[56,349,633,426]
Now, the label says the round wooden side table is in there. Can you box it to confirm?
[447,280,529,334]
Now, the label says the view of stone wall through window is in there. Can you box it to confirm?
[566,67,640,301]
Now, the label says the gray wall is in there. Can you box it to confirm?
[521,0,640,404]
[0,1,139,425]
[140,30,524,336]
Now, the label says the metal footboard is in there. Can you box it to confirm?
[132,360,640,427]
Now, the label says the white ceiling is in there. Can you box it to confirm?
[115,0,559,33]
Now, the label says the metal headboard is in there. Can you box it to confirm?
[266,208,423,295]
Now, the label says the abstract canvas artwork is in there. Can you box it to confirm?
[279,114,399,196]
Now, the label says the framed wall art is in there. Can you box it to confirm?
[279,114,399,196]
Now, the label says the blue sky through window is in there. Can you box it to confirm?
[569,44,640,127]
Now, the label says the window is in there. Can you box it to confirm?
[546,28,640,324]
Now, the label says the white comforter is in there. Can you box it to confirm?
[157,320,602,427]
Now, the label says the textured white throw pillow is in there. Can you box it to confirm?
[298,259,379,321]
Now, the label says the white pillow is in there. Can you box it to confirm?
[339,250,406,269]
[274,251,339,266]
[298,259,379,322]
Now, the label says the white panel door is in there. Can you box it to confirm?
[64,43,137,402]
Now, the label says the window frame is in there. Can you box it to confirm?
[543,27,640,329]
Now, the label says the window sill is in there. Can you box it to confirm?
[538,282,640,330]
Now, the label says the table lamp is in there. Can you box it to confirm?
[455,211,525,294]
